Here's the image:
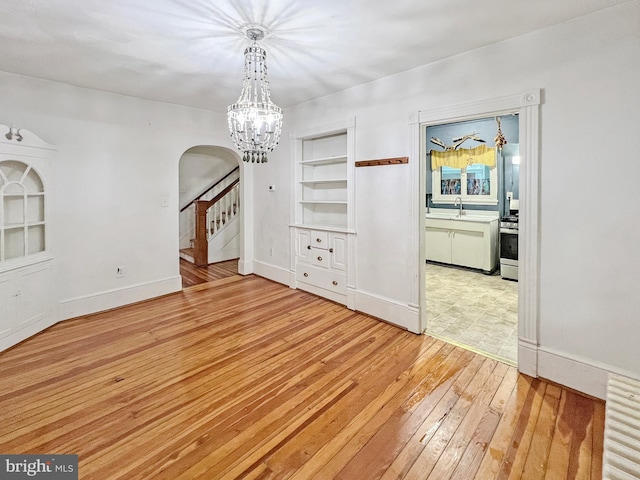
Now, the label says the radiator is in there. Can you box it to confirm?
[604,374,640,480]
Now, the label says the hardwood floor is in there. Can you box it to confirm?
[180,258,239,287]
[0,275,604,479]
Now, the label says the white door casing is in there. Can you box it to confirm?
[409,90,541,377]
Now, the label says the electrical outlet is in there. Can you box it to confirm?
[116,266,125,278]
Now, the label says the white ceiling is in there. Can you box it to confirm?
[0,0,629,112]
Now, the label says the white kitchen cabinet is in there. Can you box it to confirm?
[425,227,451,265]
[425,214,498,273]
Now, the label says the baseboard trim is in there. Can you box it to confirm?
[209,247,240,264]
[57,275,182,321]
[518,338,538,378]
[238,259,252,275]
[294,282,347,306]
[252,260,291,286]
[355,289,420,333]
[0,314,57,353]
[536,346,640,400]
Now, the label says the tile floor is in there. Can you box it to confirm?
[425,262,518,365]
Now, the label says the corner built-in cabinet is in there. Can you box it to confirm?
[0,125,56,351]
[291,118,355,307]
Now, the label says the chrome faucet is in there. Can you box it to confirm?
[454,196,463,217]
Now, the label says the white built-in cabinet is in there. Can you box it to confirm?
[0,125,56,351]
[0,260,52,341]
[290,118,355,307]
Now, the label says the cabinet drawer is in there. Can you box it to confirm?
[310,247,329,267]
[309,231,329,249]
[296,263,347,294]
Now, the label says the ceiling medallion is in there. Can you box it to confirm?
[227,26,283,163]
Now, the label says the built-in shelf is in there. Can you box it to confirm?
[3,193,45,197]
[299,155,347,166]
[299,179,347,185]
[290,223,355,234]
[4,222,46,229]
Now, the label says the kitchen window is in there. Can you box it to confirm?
[430,145,498,205]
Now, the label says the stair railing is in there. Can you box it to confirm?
[193,178,240,267]
[207,182,240,240]
[180,166,240,213]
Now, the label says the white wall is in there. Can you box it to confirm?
[0,71,235,319]
[2,1,638,397]
[179,147,238,208]
[255,1,640,394]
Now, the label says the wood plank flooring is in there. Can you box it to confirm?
[180,258,239,287]
[0,275,604,479]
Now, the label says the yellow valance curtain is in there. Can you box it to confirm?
[431,145,496,169]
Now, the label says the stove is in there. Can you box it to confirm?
[500,214,518,281]
[500,214,519,229]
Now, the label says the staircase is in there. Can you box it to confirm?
[179,167,240,267]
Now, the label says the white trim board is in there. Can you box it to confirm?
[355,289,420,334]
[0,314,58,353]
[537,346,640,400]
[252,260,291,287]
[58,275,182,321]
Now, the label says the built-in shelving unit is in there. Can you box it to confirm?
[0,125,56,352]
[297,137,349,229]
[1,164,46,261]
[290,118,356,308]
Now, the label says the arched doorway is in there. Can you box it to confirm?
[178,145,244,287]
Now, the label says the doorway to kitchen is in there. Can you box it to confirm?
[424,115,520,365]
[412,90,541,375]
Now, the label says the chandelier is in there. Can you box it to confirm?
[227,27,283,163]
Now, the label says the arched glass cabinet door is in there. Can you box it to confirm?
[0,160,45,262]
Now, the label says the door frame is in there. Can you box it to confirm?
[409,89,541,376]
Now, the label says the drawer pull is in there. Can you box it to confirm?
[307,245,311,250]
[329,248,334,253]
[332,280,338,286]
[303,272,309,277]
[317,256,323,261]
[316,238,322,243]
